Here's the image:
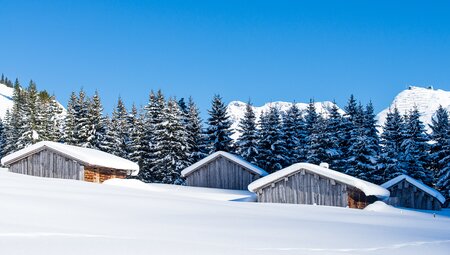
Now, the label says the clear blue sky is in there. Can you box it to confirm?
[1,0,449,117]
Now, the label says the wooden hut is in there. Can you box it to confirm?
[381,175,445,210]
[248,163,389,209]
[181,151,268,190]
[1,141,139,183]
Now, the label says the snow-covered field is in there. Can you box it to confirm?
[1,169,449,255]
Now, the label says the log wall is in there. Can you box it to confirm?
[8,149,84,180]
[185,155,260,190]
[385,179,442,210]
[84,167,127,183]
[254,168,375,209]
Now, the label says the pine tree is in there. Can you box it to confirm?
[16,81,37,148]
[340,95,359,171]
[304,100,321,164]
[399,107,433,185]
[86,91,106,149]
[256,106,287,173]
[151,98,189,184]
[206,94,234,153]
[0,119,6,159]
[2,110,14,155]
[429,106,450,203]
[379,107,405,182]
[110,97,130,158]
[140,90,166,182]
[99,116,118,154]
[326,102,345,171]
[345,103,380,182]
[128,104,145,166]
[282,103,306,165]
[73,90,90,147]
[64,92,78,145]
[236,101,259,165]
[185,97,207,164]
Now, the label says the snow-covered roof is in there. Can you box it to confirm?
[381,174,445,204]
[248,163,390,199]
[1,141,139,175]
[181,151,268,177]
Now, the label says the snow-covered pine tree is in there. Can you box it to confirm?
[7,80,25,151]
[379,107,405,182]
[186,97,208,164]
[429,106,450,202]
[0,119,6,159]
[99,116,118,155]
[282,103,306,165]
[399,107,433,186]
[256,106,287,173]
[345,103,380,182]
[151,98,189,184]
[326,102,345,171]
[304,99,321,163]
[128,104,145,166]
[339,95,359,171]
[236,101,259,165]
[140,90,166,182]
[206,95,234,154]
[16,81,37,148]
[86,91,106,149]
[2,110,14,156]
[111,97,130,158]
[64,92,78,145]
[73,90,90,147]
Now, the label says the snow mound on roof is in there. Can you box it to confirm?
[1,141,139,174]
[248,163,390,199]
[382,174,446,204]
[181,151,268,177]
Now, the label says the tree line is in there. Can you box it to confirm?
[0,78,448,204]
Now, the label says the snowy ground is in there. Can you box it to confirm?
[0,169,449,255]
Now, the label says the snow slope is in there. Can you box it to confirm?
[376,86,450,131]
[1,170,449,255]
[227,101,344,140]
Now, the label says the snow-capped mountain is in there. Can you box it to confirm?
[0,82,66,120]
[376,86,450,132]
[0,83,14,119]
[227,100,345,140]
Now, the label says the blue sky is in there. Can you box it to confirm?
[1,0,449,117]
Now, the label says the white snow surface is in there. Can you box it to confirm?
[1,141,139,173]
[0,170,449,255]
[376,86,450,132]
[0,82,66,120]
[104,178,256,202]
[181,151,268,177]
[227,100,345,140]
[248,163,390,199]
[382,174,446,204]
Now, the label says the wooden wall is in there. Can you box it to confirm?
[385,179,442,210]
[254,168,375,209]
[84,167,127,183]
[185,155,260,190]
[8,149,84,180]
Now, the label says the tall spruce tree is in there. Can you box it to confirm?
[73,89,90,147]
[326,102,345,171]
[256,106,287,173]
[236,101,259,164]
[399,107,432,185]
[64,92,78,145]
[186,97,207,164]
[151,98,189,183]
[206,94,234,153]
[128,104,145,166]
[282,103,306,165]
[429,106,450,203]
[111,97,130,158]
[86,91,106,149]
[379,107,405,182]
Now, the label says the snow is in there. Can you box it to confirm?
[376,86,450,132]
[227,100,345,140]
[181,151,268,177]
[1,141,139,174]
[382,174,446,204]
[104,178,256,202]
[248,163,390,199]
[0,170,449,255]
